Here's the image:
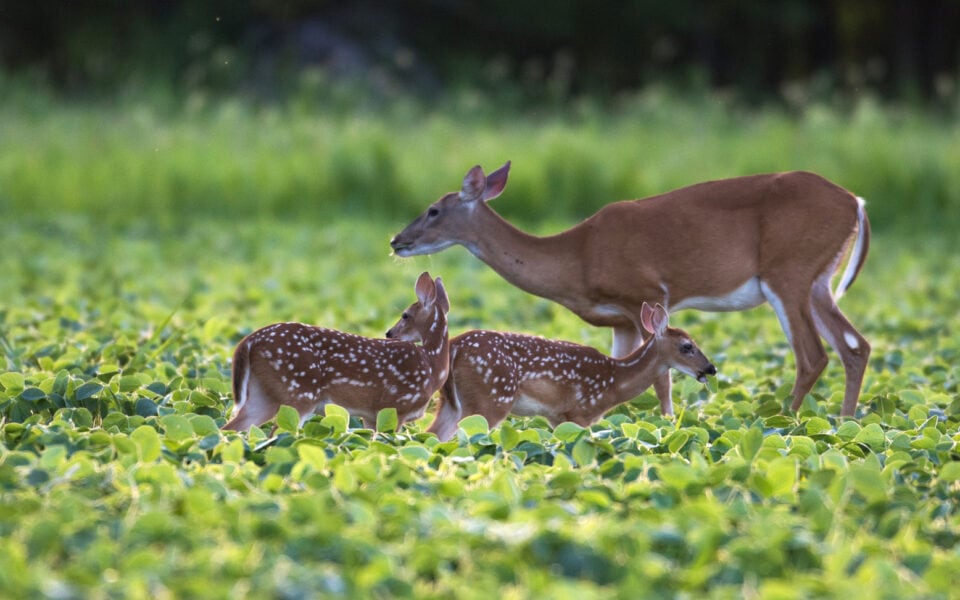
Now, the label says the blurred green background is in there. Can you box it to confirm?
[1,1,958,230]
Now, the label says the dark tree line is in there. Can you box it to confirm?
[1,0,957,103]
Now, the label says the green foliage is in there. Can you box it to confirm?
[1,95,959,596]
[1,96,958,232]
[1,211,958,597]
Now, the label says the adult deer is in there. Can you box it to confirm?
[223,272,450,432]
[424,303,715,441]
[390,162,870,417]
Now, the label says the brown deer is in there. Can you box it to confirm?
[422,303,714,441]
[222,272,450,432]
[391,162,870,417]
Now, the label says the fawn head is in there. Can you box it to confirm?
[640,302,716,383]
[385,272,450,342]
[390,161,511,256]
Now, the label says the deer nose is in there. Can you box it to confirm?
[385,330,394,338]
[705,364,717,376]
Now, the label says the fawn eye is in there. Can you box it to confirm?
[427,207,440,218]
[681,341,694,353]
[402,313,410,320]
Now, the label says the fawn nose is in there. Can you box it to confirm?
[704,364,717,376]
[385,330,394,338]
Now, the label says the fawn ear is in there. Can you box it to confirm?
[640,302,655,335]
[650,304,669,336]
[640,302,669,337]
[434,277,450,314]
[482,161,510,202]
[461,165,486,201]
[415,272,437,308]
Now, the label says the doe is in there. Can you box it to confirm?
[222,272,450,432]
[391,162,870,416]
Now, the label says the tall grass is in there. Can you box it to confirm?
[1,91,957,231]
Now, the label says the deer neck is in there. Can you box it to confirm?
[419,314,450,388]
[460,205,584,303]
[605,342,668,405]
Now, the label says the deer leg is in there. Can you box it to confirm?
[222,373,279,431]
[426,380,464,442]
[761,281,828,411]
[811,282,871,417]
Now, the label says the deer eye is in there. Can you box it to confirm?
[402,313,410,320]
[427,207,440,218]
[680,341,694,353]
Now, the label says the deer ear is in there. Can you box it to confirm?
[461,165,486,200]
[651,304,669,336]
[482,161,511,202]
[415,272,436,307]
[640,302,655,335]
[434,277,450,314]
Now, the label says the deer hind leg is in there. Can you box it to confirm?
[760,280,829,412]
[811,280,871,417]
[614,325,673,416]
[427,377,464,442]
[222,372,279,431]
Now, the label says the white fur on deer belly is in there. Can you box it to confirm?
[670,277,765,312]
[511,393,556,417]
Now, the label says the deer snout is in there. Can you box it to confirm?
[697,363,717,383]
[385,329,394,338]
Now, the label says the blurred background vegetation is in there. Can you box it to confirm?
[1,1,958,231]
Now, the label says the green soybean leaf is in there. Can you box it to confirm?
[376,407,398,433]
[276,405,300,434]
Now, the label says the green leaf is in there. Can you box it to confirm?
[293,443,327,470]
[836,421,861,441]
[739,426,763,461]
[665,430,692,453]
[320,414,348,434]
[765,456,798,498]
[132,397,157,418]
[398,445,430,462]
[376,407,398,433]
[0,372,25,392]
[499,421,520,451]
[853,423,886,452]
[189,415,220,437]
[276,405,300,434]
[20,387,46,402]
[939,462,960,482]
[658,462,700,490]
[804,416,833,435]
[632,391,659,410]
[572,438,596,466]
[119,375,143,392]
[458,414,489,437]
[220,437,245,463]
[553,421,586,443]
[131,425,162,462]
[324,404,350,420]
[847,464,887,504]
[160,415,194,442]
[74,381,103,401]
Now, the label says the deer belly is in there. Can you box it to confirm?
[511,393,556,417]
[670,277,765,312]
[512,379,570,420]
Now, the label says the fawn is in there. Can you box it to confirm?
[222,272,450,432]
[423,302,715,441]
